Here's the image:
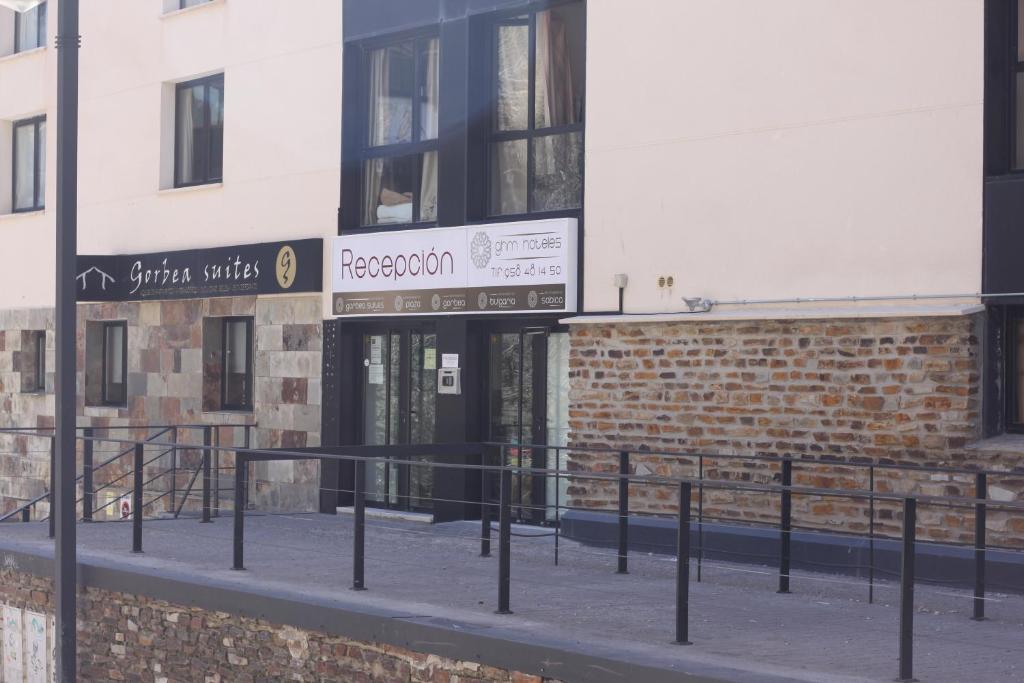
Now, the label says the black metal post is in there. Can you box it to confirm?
[898,498,916,682]
[201,426,212,523]
[21,506,30,523]
[132,444,143,553]
[169,426,177,515]
[48,437,55,538]
[675,481,692,645]
[213,427,221,518]
[231,453,245,570]
[54,0,81,677]
[973,472,987,621]
[82,428,93,521]
[617,451,629,574]
[778,459,792,594]
[697,455,704,583]
[868,465,875,604]
[497,467,512,614]
[352,460,366,590]
[481,449,495,557]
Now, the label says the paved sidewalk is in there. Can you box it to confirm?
[2,515,1022,682]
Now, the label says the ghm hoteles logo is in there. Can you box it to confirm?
[470,232,492,269]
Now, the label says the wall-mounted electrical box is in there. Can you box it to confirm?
[438,367,462,395]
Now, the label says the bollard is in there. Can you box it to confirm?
[496,467,512,614]
[232,454,246,571]
[973,472,987,621]
[132,443,143,553]
[201,426,212,523]
[82,427,94,521]
[481,451,492,557]
[675,481,693,645]
[778,459,792,594]
[48,437,55,539]
[898,498,916,682]
[21,506,30,523]
[617,451,629,574]
[352,460,366,591]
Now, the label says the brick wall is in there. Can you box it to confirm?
[0,567,558,683]
[0,294,323,518]
[567,314,1024,546]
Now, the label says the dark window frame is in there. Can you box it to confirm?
[220,316,253,412]
[173,73,225,189]
[485,1,585,219]
[100,321,128,407]
[355,30,440,231]
[13,1,46,54]
[12,115,45,213]
[179,0,212,9]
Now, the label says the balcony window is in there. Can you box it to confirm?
[13,116,45,213]
[14,1,45,53]
[175,74,224,187]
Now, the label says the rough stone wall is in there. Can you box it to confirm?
[0,295,323,518]
[0,567,558,683]
[567,314,1024,546]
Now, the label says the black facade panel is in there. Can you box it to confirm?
[983,176,1024,294]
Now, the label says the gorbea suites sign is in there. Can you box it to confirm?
[331,219,578,316]
[77,239,323,302]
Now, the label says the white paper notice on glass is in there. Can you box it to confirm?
[368,364,385,385]
[50,614,56,683]
[423,348,437,370]
[442,353,459,368]
[3,605,24,681]
[25,610,47,683]
[369,336,383,364]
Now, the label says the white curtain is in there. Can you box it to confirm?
[420,38,439,140]
[177,88,195,184]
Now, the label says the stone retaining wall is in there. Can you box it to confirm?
[567,314,1024,546]
[0,567,558,683]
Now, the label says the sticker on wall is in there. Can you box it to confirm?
[442,354,459,369]
[25,610,47,683]
[369,336,383,364]
[3,605,24,681]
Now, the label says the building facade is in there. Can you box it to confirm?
[2,0,1023,533]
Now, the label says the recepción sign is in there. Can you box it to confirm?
[330,218,578,317]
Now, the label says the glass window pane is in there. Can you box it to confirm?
[13,124,35,211]
[181,0,211,7]
[224,320,249,407]
[1019,0,1024,62]
[1016,73,1024,170]
[36,120,45,207]
[420,151,438,222]
[420,38,440,140]
[367,42,414,146]
[208,82,224,180]
[104,324,125,404]
[535,7,584,128]
[496,20,529,131]
[363,155,417,225]
[16,4,43,52]
[490,139,527,215]
[176,84,207,184]
[532,132,583,212]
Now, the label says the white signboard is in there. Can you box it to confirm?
[3,605,23,682]
[331,218,577,317]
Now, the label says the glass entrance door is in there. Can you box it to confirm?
[361,329,437,510]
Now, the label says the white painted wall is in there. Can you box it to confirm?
[583,0,984,313]
[0,0,342,309]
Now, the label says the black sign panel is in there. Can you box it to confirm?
[77,239,323,302]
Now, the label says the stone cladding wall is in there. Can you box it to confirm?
[567,314,1024,547]
[0,567,559,683]
[0,294,323,518]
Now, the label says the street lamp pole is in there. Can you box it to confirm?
[54,0,80,680]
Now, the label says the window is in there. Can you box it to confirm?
[1015,0,1024,169]
[12,116,45,212]
[20,330,45,393]
[174,74,224,188]
[361,36,439,226]
[180,0,212,8]
[101,322,127,406]
[13,1,45,54]
[203,316,253,412]
[222,317,253,410]
[489,3,584,216]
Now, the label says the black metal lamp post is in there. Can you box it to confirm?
[1,0,80,680]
